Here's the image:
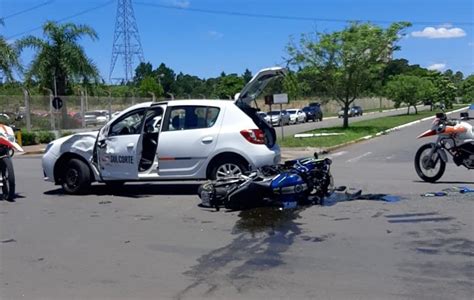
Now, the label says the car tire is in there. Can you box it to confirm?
[319,115,323,122]
[61,158,91,194]
[209,158,248,180]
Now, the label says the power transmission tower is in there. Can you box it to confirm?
[109,0,145,83]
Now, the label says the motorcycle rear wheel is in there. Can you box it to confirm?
[414,143,446,182]
[1,157,15,201]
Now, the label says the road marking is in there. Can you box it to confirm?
[347,152,372,163]
[328,151,348,158]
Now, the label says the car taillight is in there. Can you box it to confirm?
[240,129,265,144]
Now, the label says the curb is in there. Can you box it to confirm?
[315,106,468,155]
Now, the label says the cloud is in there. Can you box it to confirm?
[208,30,224,39]
[169,0,190,8]
[411,26,466,39]
[427,63,446,71]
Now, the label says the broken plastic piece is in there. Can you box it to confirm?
[421,192,448,197]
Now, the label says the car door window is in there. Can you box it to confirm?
[164,106,220,131]
[109,109,145,136]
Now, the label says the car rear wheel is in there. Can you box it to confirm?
[61,159,91,194]
[210,159,247,180]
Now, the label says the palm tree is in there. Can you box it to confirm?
[18,21,99,95]
[0,19,21,82]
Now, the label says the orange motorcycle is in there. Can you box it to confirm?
[415,111,474,182]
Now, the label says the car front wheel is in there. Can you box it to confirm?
[61,159,91,194]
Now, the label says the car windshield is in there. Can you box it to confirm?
[268,111,281,115]
[303,107,311,112]
[287,110,297,114]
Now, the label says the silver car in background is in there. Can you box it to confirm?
[267,110,290,126]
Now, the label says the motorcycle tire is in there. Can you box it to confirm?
[414,143,446,183]
[1,157,15,201]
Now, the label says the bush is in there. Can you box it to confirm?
[21,132,37,146]
[60,131,74,138]
[37,131,56,144]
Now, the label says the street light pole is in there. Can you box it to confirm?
[148,91,156,102]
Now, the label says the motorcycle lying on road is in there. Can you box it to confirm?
[0,124,23,201]
[414,111,474,182]
[198,155,334,211]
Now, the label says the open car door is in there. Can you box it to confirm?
[95,107,147,180]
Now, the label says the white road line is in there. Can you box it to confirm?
[347,151,372,163]
[328,151,348,158]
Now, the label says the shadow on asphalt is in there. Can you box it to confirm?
[44,183,201,198]
[413,180,474,185]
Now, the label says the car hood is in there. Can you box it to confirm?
[234,67,287,105]
[48,131,99,156]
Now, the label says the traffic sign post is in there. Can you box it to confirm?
[52,97,63,110]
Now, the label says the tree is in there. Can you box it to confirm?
[134,62,153,84]
[214,74,244,99]
[458,75,474,103]
[287,22,411,127]
[0,19,21,82]
[18,21,99,95]
[154,63,175,95]
[139,76,163,98]
[242,68,253,83]
[384,75,435,114]
[428,72,457,108]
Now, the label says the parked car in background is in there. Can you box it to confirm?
[303,105,323,122]
[84,110,110,126]
[338,106,363,118]
[267,110,290,126]
[257,111,271,123]
[287,109,306,124]
[42,66,284,194]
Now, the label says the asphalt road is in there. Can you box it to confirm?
[1,113,473,300]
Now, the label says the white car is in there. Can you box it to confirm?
[287,109,306,124]
[42,67,285,194]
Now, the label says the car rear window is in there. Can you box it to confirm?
[164,106,220,131]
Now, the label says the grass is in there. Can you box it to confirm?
[280,109,451,148]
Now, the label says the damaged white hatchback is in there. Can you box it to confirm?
[42,67,285,194]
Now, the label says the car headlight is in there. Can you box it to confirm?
[44,142,53,154]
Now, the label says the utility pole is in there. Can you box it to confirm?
[22,88,31,132]
[43,87,55,132]
[109,0,145,83]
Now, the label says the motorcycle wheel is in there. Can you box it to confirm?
[414,143,446,182]
[1,157,15,201]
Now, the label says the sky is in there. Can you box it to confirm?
[1,0,473,82]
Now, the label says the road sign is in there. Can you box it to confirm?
[273,93,288,104]
[52,97,63,110]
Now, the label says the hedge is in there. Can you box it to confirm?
[20,131,57,146]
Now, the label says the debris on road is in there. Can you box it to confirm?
[99,201,112,204]
[421,186,474,197]
[1,238,16,243]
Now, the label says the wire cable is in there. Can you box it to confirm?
[0,1,54,21]
[134,1,474,27]
[6,0,115,39]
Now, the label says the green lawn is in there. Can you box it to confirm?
[280,109,452,148]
